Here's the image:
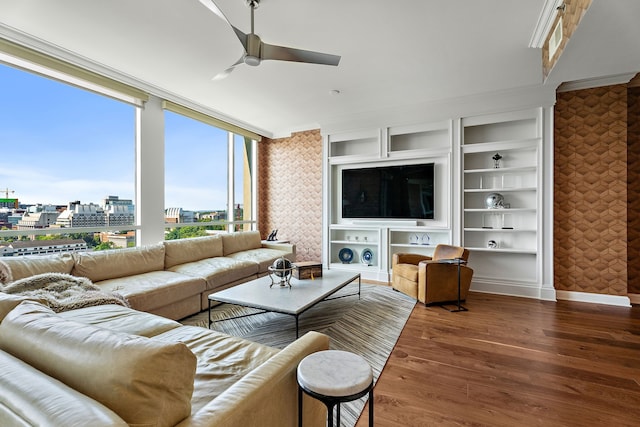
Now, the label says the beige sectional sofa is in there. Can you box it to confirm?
[0,231,329,426]
[0,231,295,320]
[0,293,329,426]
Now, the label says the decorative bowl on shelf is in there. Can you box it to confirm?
[338,247,354,264]
[361,248,374,266]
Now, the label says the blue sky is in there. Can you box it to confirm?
[0,63,233,211]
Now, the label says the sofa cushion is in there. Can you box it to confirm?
[72,243,165,282]
[0,301,197,427]
[153,325,279,413]
[167,257,258,291]
[0,253,74,284]
[93,270,206,313]
[164,235,224,269]
[59,303,182,338]
[221,231,262,256]
[227,248,295,273]
[0,292,33,322]
[0,350,127,427]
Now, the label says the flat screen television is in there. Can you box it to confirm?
[341,163,434,219]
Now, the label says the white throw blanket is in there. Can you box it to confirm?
[0,272,129,312]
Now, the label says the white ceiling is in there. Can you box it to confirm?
[0,0,639,138]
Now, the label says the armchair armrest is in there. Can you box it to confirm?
[417,260,474,304]
[392,252,432,267]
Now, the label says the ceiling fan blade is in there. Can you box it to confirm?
[261,43,341,66]
[199,0,248,50]
[212,55,245,81]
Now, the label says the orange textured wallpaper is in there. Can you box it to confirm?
[258,130,323,262]
[554,85,628,296]
[627,86,640,294]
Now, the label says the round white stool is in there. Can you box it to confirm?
[297,350,374,427]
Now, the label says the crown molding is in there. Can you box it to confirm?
[557,73,637,92]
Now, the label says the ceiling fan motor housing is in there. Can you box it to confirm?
[245,33,262,66]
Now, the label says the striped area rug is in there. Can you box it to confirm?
[180,282,416,426]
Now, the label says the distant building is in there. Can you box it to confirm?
[102,195,134,214]
[165,207,195,223]
[105,204,135,227]
[197,211,227,221]
[0,198,18,209]
[16,211,60,230]
[16,205,60,230]
[99,231,135,248]
[0,238,87,257]
[0,209,10,229]
[56,201,106,228]
[7,211,24,228]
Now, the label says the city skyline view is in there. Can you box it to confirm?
[0,62,237,212]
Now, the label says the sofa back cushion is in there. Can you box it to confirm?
[0,253,74,284]
[0,301,196,427]
[221,231,262,256]
[163,235,223,269]
[72,243,165,282]
[0,292,32,322]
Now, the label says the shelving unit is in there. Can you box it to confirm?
[323,106,552,300]
[323,121,452,282]
[388,227,451,263]
[461,109,542,286]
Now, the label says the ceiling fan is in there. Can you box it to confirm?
[199,0,341,80]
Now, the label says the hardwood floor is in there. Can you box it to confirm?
[354,292,640,427]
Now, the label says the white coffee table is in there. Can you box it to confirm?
[208,270,361,338]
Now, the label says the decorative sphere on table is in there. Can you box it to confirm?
[268,257,293,287]
[271,258,292,277]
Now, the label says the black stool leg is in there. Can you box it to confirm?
[369,388,374,427]
[337,402,341,426]
[298,386,303,427]
[326,403,334,427]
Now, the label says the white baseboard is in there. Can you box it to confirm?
[626,293,639,305]
[555,290,632,307]
[470,278,556,301]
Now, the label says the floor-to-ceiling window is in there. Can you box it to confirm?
[0,62,137,253]
[163,108,256,239]
[0,43,259,253]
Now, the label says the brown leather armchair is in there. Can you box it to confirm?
[391,244,473,305]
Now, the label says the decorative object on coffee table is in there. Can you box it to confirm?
[293,261,322,280]
[268,257,293,288]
